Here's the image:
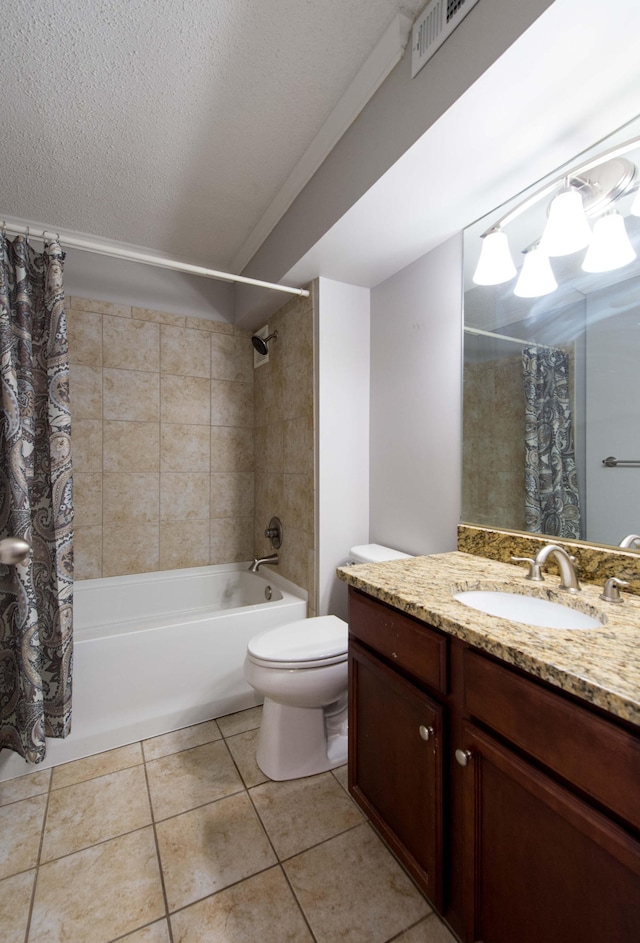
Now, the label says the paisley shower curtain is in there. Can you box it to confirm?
[523,345,581,540]
[0,233,73,764]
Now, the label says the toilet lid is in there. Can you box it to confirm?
[247,615,348,667]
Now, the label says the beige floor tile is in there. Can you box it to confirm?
[51,742,143,789]
[42,764,151,862]
[0,768,50,806]
[250,771,363,860]
[0,794,46,880]
[146,740,243,821]
[217,705,262,737]
[394,914,460,942]
[331,764,349,793]
[156,792,277,912]
[284,823,431,943]
[143,719,222,761]
[29,827,165,943]
[119,919,172,942]
[0,869,35,943]
[170,865,314,943]
[225,728,269,788]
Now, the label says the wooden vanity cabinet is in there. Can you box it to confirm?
[347,586,640,943]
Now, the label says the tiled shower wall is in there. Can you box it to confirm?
[68,291,317,609]
[69,296,255,579]
[253,290,317,615]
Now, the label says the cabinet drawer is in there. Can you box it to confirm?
[348,588,447,694]
[463,649,640,831]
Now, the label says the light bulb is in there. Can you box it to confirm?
[514,245,558,298]
[582,212,636,273]
[540,188,592,256]
[472,230,516,285]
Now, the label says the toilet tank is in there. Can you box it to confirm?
[349,543,412,564]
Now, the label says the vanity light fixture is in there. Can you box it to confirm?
[513,243,558,298]
[630,186,640,216]
[472,228,516,285]
[473,140,640,290]
[539,184,592,257]
[581,211,637,273]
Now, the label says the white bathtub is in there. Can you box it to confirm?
[0,563,307,781]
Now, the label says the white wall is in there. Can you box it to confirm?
[369,234,463,555]
[317,278,370,620]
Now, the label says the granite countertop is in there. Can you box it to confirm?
[337,550,640,727]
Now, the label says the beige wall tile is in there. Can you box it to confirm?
[211,333,253,383]
[73,525,102,579]
[160,520,212,570]
[210,517,254,564]
[70,296,131,318]
[160,325,211,378]
[69,364,102,420]
[211,379,254,428]
[103,523,159,576]
[67,309,102,366]
[103,316,160,372]
[210,473,254,519]
[73,473,102,527]
[254,368,283,426]
[255,423,283,474]
[161,424,210,472]
[72,419,102,471]
[160,473,210,521]
[104,421,160,473]
[103,473,159,523]
[283,416,313,475]
[282,359,313,422]
[161,375,210,425]
[188,315,233,334]
[210,426,254,473]
[132,306,185,327]
[283,473,314,527]
[104,368,159,422]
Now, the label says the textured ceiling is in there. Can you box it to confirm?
[0,0,423,271]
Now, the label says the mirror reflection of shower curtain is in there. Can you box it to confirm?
[523,345,582,539]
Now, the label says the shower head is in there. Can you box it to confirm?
[251,331,278,356]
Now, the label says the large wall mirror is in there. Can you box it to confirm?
[462,115,640,551]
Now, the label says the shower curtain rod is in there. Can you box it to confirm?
[1,219,310,298]
[464,326,561,350]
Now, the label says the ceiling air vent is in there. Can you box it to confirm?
[411,0,481,78]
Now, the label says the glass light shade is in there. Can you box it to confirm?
[540,188,592,256]
[630,188,640,217]
[582,212,636,273]
[472,230,516,285]
[514,245,558,298]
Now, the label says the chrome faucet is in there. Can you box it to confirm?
[248,553,279,572]
[533,544,581,593]
[619,534,640,548]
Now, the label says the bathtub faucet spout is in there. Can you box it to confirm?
[249,553,279,572]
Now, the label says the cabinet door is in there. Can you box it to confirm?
[459,722,640,943]
[349,638,443,908]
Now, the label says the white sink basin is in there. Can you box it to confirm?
[453,590,603,629]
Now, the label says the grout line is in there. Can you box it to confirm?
[142,743,176,943]
[23,768,54,943]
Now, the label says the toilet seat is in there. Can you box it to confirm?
[246,615,348,670]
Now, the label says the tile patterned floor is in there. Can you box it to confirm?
[0,707,459,943]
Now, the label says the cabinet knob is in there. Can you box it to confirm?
[419,725,435,741]
[455,748,473,767]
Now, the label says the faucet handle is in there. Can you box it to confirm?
[599,577,630,604]
[511,556,544,581]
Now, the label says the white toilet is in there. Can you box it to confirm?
[243,543,411,780]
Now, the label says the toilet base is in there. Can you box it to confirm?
[256,697,348,781]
